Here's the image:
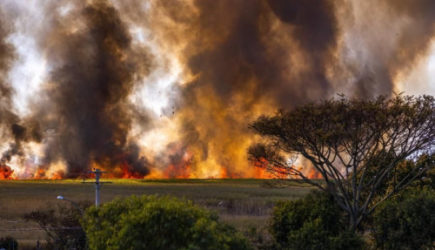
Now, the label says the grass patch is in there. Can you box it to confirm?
[0,179,313,248]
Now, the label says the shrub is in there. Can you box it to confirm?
[24,201,91,249]
[372,188,435,250]
[270,190,364,250]
[0,236,18,250]
[82,195,252,250]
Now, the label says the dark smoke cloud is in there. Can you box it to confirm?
[387,0,435,77]
[180,0,339,108]
[0,9,25,165]
[147,0,341,175]
[342,0,435,97]
[267,0,338,99]
[143,0,435,176]
[0,10,17,127]
[1,0,435,178]
[37,0,152,177]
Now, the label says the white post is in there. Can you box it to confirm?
[95,181,100,207]
[93,169,102,207]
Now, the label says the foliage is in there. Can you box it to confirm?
[82,195,252,250]
[270,191,364,250]
[24,201,91,250]
[0,236,18,250]
[394,153,435,190]
[371,188,435,250]
[360,153,435,205]
[250,95,435,231]
[0,180,308,246]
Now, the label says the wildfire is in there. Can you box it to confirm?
[306,169,322,179]
[253,167,275,179]
[0,165,14,180]
[0,0,432,183]
[0,158,321,180]
[32,167,65,180]
[63,150,321,180]
[33,168,46,179]
[120,161,147,179]
[0,146,320,180]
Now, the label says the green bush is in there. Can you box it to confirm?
[270,190,364,250]
[82,195,252,250]
[372,188,435,250]
[0,236,18,250]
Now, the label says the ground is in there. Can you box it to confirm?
[0,179,313,248]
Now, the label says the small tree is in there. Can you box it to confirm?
[249,95,434,231]
[270,190,364,250]
[82,195,252,250]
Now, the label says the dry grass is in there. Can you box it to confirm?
[0,179,313,248]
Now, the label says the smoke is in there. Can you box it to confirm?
[0,9,15,112]
[31,0,153,177]
[142,0,342,176]
[140,0,435,177]
[155,0,341,107]
[0,8,25,166]
[338,0,435,96]
[0,0,434,178]
[387,0,435,78]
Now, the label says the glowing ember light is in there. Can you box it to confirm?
[0,165,14,179]
[306,169,322,179]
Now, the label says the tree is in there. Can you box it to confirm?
[82,195,252,250]
[270,190,364,250]
[371,188,435,249]
[249,95,435,231]
[357,152,434,204]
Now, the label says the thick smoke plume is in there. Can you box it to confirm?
[141,0,435,177]
[339,0,435,96]
[0,0,434,178]
[0,9,22,168]
[33,0,152,177]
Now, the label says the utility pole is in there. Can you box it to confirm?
[82,168,110,208]
[93,168,103,207]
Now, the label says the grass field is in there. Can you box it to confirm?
[0,179,314,248]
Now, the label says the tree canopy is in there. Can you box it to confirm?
[249,95,435,231]
[82,195,252,250]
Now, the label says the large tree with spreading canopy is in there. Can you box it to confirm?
[249,95,435,231]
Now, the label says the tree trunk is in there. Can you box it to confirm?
[349,213,358,232]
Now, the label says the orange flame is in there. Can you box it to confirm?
[120,161,146,179]
[306,168,322,179]
[1,153,321,180]
[0,165,14,180]
[32,167,65,180]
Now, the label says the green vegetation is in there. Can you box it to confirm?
[83,195,252,250]
[270,190,364,250]
[1,153,433,249]
[250,95,435,231]
[372,188,435,250]
[0,179,312,248]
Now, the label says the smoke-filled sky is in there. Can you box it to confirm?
[0,0,434,179]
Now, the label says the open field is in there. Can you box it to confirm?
[0,179,313,248]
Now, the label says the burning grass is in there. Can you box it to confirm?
[0,165,14,179]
